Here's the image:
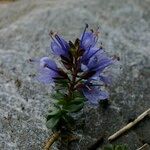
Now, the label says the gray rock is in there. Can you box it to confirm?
[0,0,149,149]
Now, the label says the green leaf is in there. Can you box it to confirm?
[115,145,128,150]
[51,91,68,105]
[46,109,61,121]
[104,147,113,150]
[51,91,64,100]
[103,144,128,150]
[64,103,84,113]
[56,100,67,105]
[72,97,84,104]
[46,115,60,129]
[47,110,60,116]
[103,145,113,150]
[73,92,85,101]
[47,109,60,116]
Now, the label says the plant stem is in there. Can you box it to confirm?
[68,57,78,99]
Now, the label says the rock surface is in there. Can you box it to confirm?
[0,0,150,150]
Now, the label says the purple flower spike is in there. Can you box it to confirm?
[35,25,116,107]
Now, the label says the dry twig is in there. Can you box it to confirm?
[108,108,150,141]
[44,131,60,150]
[137,143,150,150]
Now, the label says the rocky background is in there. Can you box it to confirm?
[0,0,150,150]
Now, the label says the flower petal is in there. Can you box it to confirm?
[81,64,88,72]
[87,53,114,71]
[37,68,57,84]
[81,46,103,65]
[99,75,112,84]
[40,57,57,71]
[51,41,64,56]
[83,87,109,104]
[51,35,69,57]
[81,31,97,49]
[35,57,59,84]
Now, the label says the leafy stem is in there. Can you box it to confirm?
[67,55,78,100]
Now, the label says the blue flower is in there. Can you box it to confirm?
[89,75,112,85]
[35,25,116,106]
[37,57,59,84]
[82,83,109,104]
[78,25,115,104]
[50,33,70,58]
[99,75,112,85]
[81,31,98,50]
[80,25,103,65]
[80,54,113,104]
[87,54,113,73]
[81,52,114,80]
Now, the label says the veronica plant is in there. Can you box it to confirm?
[36,24,116,131]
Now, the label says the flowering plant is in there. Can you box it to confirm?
[35,24,115,132]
